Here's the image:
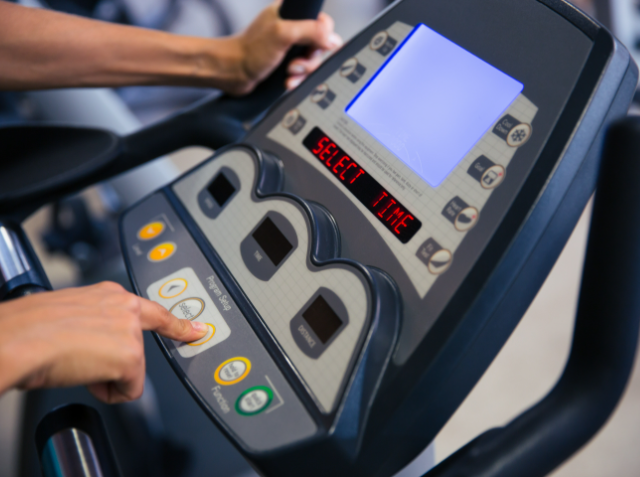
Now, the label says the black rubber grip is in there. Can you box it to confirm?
[279,0,324,20]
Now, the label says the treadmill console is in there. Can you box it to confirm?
[120,0,637,475]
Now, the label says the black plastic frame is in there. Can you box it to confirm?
[373,18,615,432]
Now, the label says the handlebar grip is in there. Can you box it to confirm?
[279,0,324,20]
[117,0,329,161]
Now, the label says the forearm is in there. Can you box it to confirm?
[0,1,245,90]
[0,311,49,396]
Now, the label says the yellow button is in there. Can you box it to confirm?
[148,242,176,262]
[159,278,188,299]
[187,323,215,346]
[137,221,165,241]
[214,357,252,385]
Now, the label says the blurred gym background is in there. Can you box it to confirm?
[2,0,640,475]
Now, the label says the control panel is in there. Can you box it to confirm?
[120,0,637,474]
[259,19,543,363]
[122,146,400,448]
[122,192,319,451]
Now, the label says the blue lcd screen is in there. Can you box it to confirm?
[346,24,523,188]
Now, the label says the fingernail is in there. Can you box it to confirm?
[329,33,343,48]
[192,321,207,333]
[289,64,305,75]
[288,76,303,89]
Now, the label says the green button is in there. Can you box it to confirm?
[235,386,273,416]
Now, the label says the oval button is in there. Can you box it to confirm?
[235,386,273,416]
[148,242,177,262]
[214,357,251,386]
[138,221,165,241]
[159,278,188,299]
[187,323,215,347]
[170,298,204,321]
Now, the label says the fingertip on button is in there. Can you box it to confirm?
[192,321,208,333]
[187,323,215,347]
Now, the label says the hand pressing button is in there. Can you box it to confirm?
[187,323,215,347]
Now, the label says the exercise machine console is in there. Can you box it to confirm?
[116,0,638,476]
[1,0,639,475]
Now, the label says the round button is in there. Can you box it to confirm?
[310,84,329,103]
[187,323,215,347]
[137,222,165,241]
[148,242,176,262]
[507,123,532,147]
[159,278,188,299]
[214,357,252,386]
[235,386,273,416]
[370,31,389,50]
[170,298,204,320]
[340,58,358,77]
[428,249,453,275]
[480,165,506,189]
[282,109,300,129]
[454,207,479,232]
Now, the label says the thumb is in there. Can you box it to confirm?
[279,12,335,50]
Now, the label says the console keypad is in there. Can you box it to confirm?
[121,193,317,452]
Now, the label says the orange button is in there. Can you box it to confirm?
[148,242,176,262]
[138,221,165,241]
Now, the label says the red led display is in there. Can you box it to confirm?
[303,127,421,244]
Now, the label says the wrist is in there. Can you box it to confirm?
[0,306,51,394]
[0,321,26,393]
[185,36,251,94]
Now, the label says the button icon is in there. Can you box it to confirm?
[370,31,388,50]
[310,84,336,109]
[492,114,532,147]
[416,238,453,275]
[428,249,453,275]
[214,357,251,385]
[159,278,188,299]
[187,323,215,347]
[170,298,204,320]
[480,165,506,189]
[235,386,273,416]
[137,221,165,241]
[507,123,532,147]
[442,197,479,232]
[340,58,366,83]
[148,242,176,262]
[467,156,506,189]
[369,31,397,56]
[281,109,307,135]
[455,207,479,232]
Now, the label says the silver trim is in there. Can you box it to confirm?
[42,428,104,477]
[0,223,32,287]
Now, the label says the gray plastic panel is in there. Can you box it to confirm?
[121,192,317,452]
[172,148,372,413]
[247,1,594,364]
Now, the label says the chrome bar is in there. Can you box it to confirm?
[0,222,32,287]
[41,428,104,477]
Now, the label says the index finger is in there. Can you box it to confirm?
[137,297,208,342]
